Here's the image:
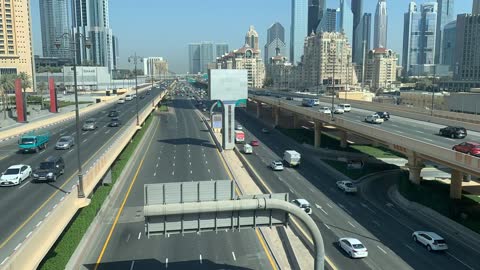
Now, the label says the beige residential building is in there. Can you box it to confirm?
[143,57,169,78]
[364,48,398,91]
[0,0,33,81]
[302,32,357,92]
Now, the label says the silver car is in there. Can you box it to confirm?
[55,136,74,150]
[82,119,97,131]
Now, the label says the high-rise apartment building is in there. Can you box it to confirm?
[442,20,456,68]
[308,0,326,33]
[455,14,480,82]
[290,0,308,64]
[216,43,229,58]
[474,0,480,14]
[188,42,215,74]
[351,0,364,64]
[323,9,337,32]
[39,0,72,60]
[374,0,388,49]
[143,57,168,77]
[245,25,259,50]
[435,0,455,64]
[337,0,353,44]
[364,48,397,90]
[112,35,119,70]
[264,23,286,64]
[0,0,33,79]
[402,2,438,76]
[72,0,114,71]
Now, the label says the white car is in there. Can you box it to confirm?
[320,107,331,114]
[291,199,312,215]
[412,231,448,251]
[339,103,351,112]
[0,164,32,186]
[365,114,384,124]
[235,124,243,130]
[339,238,368,258]
[270,161,284,171]
[125,94,133,101]
[117,98,125,104]
[336,180,358,193]
[333,107,344,114]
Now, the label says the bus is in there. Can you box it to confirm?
[302,98,316,107]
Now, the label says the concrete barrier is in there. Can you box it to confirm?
[0,82,175,270]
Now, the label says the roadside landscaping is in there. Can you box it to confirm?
[398,175,480,234]
[38,115,153,270]
[158,104,169,112]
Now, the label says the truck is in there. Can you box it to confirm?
[235,130,245,144]
[18,131,50,153]
[283,150,301,167]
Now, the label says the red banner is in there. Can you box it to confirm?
[49,78,58,113]
[15,78,26,122]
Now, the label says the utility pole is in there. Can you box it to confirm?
[431,65,436,116]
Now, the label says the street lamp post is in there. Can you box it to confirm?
[55,32,91,199]
[128,53,143,126]
[431,65,436,116]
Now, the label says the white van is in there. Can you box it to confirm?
[339,104,351,112]
[125,94,133,101]
[243,144,253,154]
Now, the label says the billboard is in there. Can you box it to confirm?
[212,113,222,129]
[208,69,248,101]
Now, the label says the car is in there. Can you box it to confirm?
[286,96,294,100]
[82,119,97,131]
[117,98,125,104]
[375,111,390,121]
[55,136,74,150]
[0,164,32,186]
[439,126,467,139]
[338,104,351,112]
[291,199,312,215]
[320,107,332,114]
[132,94,137,98]
[250,140,260,146]
[235,125,243,130]
[270,161,284,171]
[139,95,145,99]
[108,110,119,117]
[108,118,121,127]
[365,114,384,124]
[261,128,270,133]
[338,238,368,258]
[32,156,65,182]
[412,231,448,251]
[125,94,133,101]
[333,106,344,114]
[146,91,151,95]
[452,142,480,157]
[336,180,358,193]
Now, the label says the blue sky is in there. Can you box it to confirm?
[30,0,473,73]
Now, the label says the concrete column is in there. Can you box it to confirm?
[405,152,425,184]
[256,102,262,118]
[340,130,348,148]
[450,170,463,199]
[314,121,323,148]
[273,107,279,127]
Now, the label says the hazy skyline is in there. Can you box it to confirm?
[30,0,473,73]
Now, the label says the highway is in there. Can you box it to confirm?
[234,107,480,270]
[0,86,163,262]
[79,93,276,269]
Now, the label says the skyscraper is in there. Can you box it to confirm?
[290,0,308,64]
[374,0,388,49]
[72,0,114,71]
[351,0,364,64]
[362,13,372,60]
[403,2,438,76]
[323,9,338,32]
[264,23,287,63]
[216,44,229,58]
[455,13,480,83]
[442,20,456,68]
[473,0,480,15]
[188,42,215,74]
[308,0,326,34]
[245,25,259,50]
[0,0,33,79]
[112,35,119,70]
[337,0,354,44]
[39,0,72,60]
[189,43,201,74]
[435,0,455,64]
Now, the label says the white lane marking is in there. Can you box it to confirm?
[232,251,237,261]
[189,162,191,166]
[190,170,193,174]
[45,212,51,218]
[391,124,399,127]
[404,244,415,252]
[207,169,211,173]
[360,203,376,214]
[446,138,456,142]
[130,261,135,270]
[19,181,29,189]
[68,149,74,153]
[36,221,42,227]
[14,243,22,251]
[199,254,203,264]
[138,232,141,240]
[166,258,168,268]
[173,163,175,167]
[1,257,9,265]
[82,139,88,143]
[315,204,328,215]
[105,130,110,134]
[372,220,381,226]
[174,156,176,160]
[424,138,434,142]
[397,131,405,134]
[94,131,98,135]
[326,203,333,208]
[446,252,475,270]
[386,203,394,208]
[26,231,33,238]
[337,203,352,215]
[172,171,174,176]
[126,234,131,242]
[324,223,331,230]
[154,172,156,177]
[415,131,425,134]
[377,245,387,254]
[156,164,159,168]
[347,221,356,228]
[82,132,87,135]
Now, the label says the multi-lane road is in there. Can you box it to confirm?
[78,93,276,269]
[233,105,480,270]
[0,87,163,262]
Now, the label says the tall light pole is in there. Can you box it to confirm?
[330,38,337,121]
[55,32,91,199]
[128,53,143,126]
[430,65,437,116]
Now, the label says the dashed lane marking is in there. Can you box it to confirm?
[377,245,387,254]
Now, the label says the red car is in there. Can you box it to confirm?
[250,140,260,146]
[452,142,480,157]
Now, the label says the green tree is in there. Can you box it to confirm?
[17,72,32,117]
[0,74,15,119]
[37,82,48,109]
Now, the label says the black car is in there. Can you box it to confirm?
[146,91,151,95]
[439,126,467,139]
[108,110,119,117]
[286,96,294,100]
[33,156,65,182]
[375,112,390,120]
[108,117,121,127]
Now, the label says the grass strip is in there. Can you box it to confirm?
[158,104,169,112]
[398,175,480,234]
[38,115,153,270]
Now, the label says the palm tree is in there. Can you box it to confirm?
[17,72,31,118]
[37,82,48,109]
[0,74,15,119]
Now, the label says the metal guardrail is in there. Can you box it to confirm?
[1,82,175,269]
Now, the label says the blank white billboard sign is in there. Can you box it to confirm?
[208,69,248,101]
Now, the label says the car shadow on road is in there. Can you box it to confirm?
[83,259,254,270]
[157,138,216,149]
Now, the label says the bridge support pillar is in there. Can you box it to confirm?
[256,102,262,118]
[314,121,323,148]
[273,106,279,127]
[340,130,348,148]
[406,153,424,184]
[450,170,463,199]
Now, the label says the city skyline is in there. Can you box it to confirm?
[29,0,473,73]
